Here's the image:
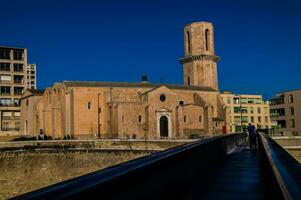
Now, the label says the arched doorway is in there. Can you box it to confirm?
[160,116,168,137]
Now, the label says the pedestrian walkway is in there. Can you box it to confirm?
[183,145,272,199]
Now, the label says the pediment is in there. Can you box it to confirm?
[156,107,172,113]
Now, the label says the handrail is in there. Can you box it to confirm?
[259,133,301,200]
[13,134,244,200]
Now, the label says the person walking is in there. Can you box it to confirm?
[247,123,256,150]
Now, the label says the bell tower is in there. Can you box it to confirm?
[179,22,219,90]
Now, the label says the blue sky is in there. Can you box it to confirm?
[1,0,300,99]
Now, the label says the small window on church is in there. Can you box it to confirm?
[88,102,91,109]
[138,115,142,123]
[187,77,190,86]
[184,116,187,123]
[187,31,191,53]
[160,94,166,102]
[205,29,210,51]
[199,116,202,123]
[179,101,184,105]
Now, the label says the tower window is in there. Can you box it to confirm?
[179,101,184,105]
[199,116,202,123]
[288,95,294,103]
[138,115,142,123]
[88,102,91,109]
[184,116,187,123]
[205,29,210,51]
[187,77,190,86]
[186,31,191,53]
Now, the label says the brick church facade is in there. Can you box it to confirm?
[20,21,228,139]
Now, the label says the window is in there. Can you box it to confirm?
[0,63,10,71]
[14,75,23,84]
[160,94,166,102]
[242,116,248,123]
[2,122,9,131]
[205,29,210,51]
[255,98,262,104]
[184,116,187,123]
[240,98,248,104]
[291,119,295,128]
[234,107,240,113]
[14,64,23,72]
[179,101,184,105]
[251,116,254,123]
[264,107,268,114]
[0,75,11,82]
[250,107,254,114]
[199,116,202,123]
[288,95,294,103]
[13,50,23,60]
[14,87,23,95]
[234,116,240,123]
[241,107,248,114]
[88,102,91,109]
[233,98,239,104]
[265,116,268,123]
[14,99,20,106]
[0,98,11,106]
[187,77,190,86]
[0,86,10,95]
[186,31,191,53]
[290,107,294,115]
[258,116,261,123]
[227,97,231,104]
[138,115,142,123]
[248,98,254,104]
[257,107,261,114]
[0,49,10,59]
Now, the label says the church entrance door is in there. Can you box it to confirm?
[160,116,168,138]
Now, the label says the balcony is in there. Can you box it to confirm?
[270,98,284,105]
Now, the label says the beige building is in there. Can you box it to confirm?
[221,91,271,133]
[0,46,28,135]
[270,89,301,136]
[26,64,37,89]
[20,21,228,139]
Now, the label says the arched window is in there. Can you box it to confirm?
[186,31,191,53]
[205,29,210,51]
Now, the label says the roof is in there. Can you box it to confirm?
[63,81,216,92]
[277,88,301,95]
[27,89,45,95]
[0,45,26,50]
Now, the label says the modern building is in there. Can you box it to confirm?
[0,46,28,135]
[26,64,37,89]
[221,91,271,133]
[20,21,228,139]
[270,89,301,136]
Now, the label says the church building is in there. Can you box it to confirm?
[20,21,228,139]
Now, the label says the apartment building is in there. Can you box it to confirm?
[0,46,28,135]
[221,91,271,133]
[270,89,301,136]
[26,64,37,89]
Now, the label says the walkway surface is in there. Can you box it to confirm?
[183,145,272,199]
